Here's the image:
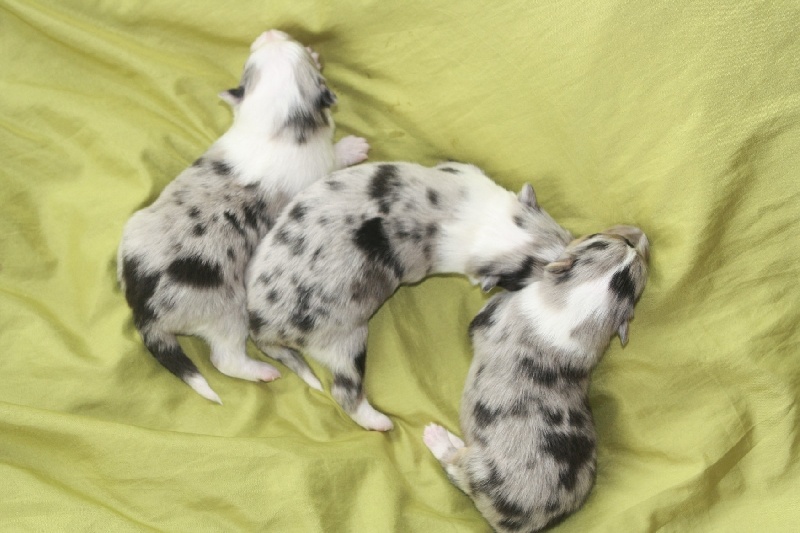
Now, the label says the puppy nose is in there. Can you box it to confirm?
[606,225,650,263]
[251,30,289,51]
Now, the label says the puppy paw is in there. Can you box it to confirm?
[334,135,370,168]
[352,400,394,431]
[423,423,460,461]
[306,46,322,70]
[216,358,281,383]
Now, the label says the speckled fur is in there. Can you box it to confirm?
[423,226,649,532]
[117,30,369,403]
[246,161,572,430]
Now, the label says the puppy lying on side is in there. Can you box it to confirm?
[424,226,649,532]
[246,162,572,430]
[118,30,369,403]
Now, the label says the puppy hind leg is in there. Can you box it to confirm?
[141,328,221,404]
[258,343,323,391]
[316,330,393,431]
[206,328,280,383]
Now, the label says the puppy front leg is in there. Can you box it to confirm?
[333,136,370,169]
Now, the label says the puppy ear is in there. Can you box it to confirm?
[545,255,574,275]
[480,274,501,293]
[219,87,244,106]
[518,183,538,209]
[318,87,337,108]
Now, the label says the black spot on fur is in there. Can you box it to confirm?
[227,248,235,261]
[275,228,290,245]
[469,298,500,336]
[345,215,355,225]
[354,348,366,378]
[512,215,524,228]
[326,180,343,191]
[333,373,360,393]
[469,459,504,495]
[568,408,589,429]
[289,203,307,222]
[311,247,323,262]
[291,313,315,332]
[438,166,460,174]
[121,257,161,330]
[224,210,246,237]
[188,206,201,218]
[212,160,233,177]
[267,289,279,302]
[289,235,306,256]
[227,86,244,100]
[191,157,204,168]
[426,188,440,206]
[496,256,541,291]
[285,106,327,144]
[290,284,316,332]
[610,266,635,301]
[542,405,564,425]
[242,201,262,230]
[474,401,501,427]
[561,365,589,382]
[542,431,594,491]
[249,311,266,334]
[369,164,401,214]
[585,240,609,251]
[494,495,526,518]
[192,224,206,236]
[166,256,223,288]
[426,223,438,237]
[316,87,336,110]
[518,358,557,386]
[353,217,404,278]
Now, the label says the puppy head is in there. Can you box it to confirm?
[220,30,336,140]
[545,226,650,346]
[477,183,573,292]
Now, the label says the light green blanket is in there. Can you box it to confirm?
[1,1,798,531]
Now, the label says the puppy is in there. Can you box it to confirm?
[246,162,572,430]
[118,30,369,403]
[423,226,649,532]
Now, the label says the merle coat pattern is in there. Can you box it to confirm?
[246,162,572,430]
[117,30,369,403]
[423,226,650,532]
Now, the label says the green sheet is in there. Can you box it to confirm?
[2,1,799,531]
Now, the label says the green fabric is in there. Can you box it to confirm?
[1,1,799,531]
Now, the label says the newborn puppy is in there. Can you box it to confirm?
[118,30,369,403]
[246,162,572,430]
[423,226,649,531]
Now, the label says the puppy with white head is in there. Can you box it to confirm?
[424,226,649,532]
[246,162,572,430]
[118,30,369,403]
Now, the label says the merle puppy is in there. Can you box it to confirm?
[118,30,369,403]
[423,226,650,532]
[246,162,572,430]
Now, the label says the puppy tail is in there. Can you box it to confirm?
[142,330,222,404]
